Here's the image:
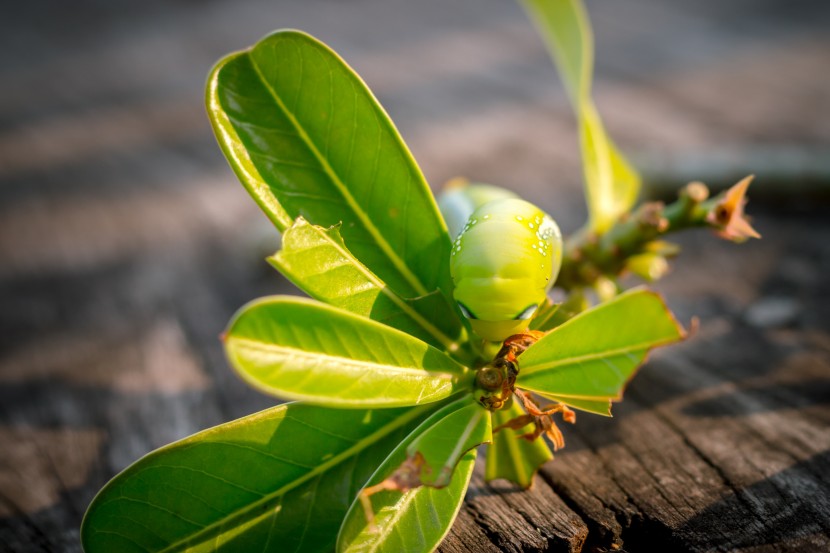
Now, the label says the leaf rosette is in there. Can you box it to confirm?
[82,10,691,553]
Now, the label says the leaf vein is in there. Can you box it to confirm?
[247,42,430,296]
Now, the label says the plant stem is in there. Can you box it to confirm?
[556,177,758,291]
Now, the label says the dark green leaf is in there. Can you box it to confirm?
[486,400,553,487]
[268,217,471,361]
[82,403,433,553]
[224,296,471,407]
[517,289,685,400]
[207,30,452,297]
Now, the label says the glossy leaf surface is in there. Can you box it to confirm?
[404,396,492,486]
[225,297,470,407]
[517,289,684,400]
[537,392,612,416]
[82,403,432,553]
[207,30,452,298]
[269,217,468,359]
[521,0,640,233]
[486,400,553,487]
[340,453,476,553]
[337,397,485,552]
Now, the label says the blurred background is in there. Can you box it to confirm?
[1,1,829,551]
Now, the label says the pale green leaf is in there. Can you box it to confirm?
[268,217,471,361]
[517,289,685,400]
[486,400,553,487]
[81,402,433,553]
[337,396,485,552]
[224,296,471,408]
[536,392,612,416]
[207,30,452,298]
[521,0,641,232]
[339,453,476,553]
[404,396,492,486]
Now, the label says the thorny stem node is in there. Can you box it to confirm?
[556,175,760,291]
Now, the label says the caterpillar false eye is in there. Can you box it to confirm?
[514,304,539,321]
[446,195,563,342]
[457,302,477,320]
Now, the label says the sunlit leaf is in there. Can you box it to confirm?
[82,402,433,553]
[225,296,471,408]
[404,396,491,486]
[337,396,486,552]
[486,400,553,487]
[207,30,452,298]
[536,392,611,416]
[339,453,475,553]
[517,289,685,400]
[521,0,641,233]
[268,217,471,361]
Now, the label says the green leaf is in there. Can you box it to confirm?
[337,397,487,552]
[82,402,433,553]
[404,396,492,487]
[340,453,476,553]
[224,296,471,408]
[268,217,470,360]
[521,0,641,233]
[530,289,588,332]
[517,289,685,400]
[207,30,452,298]
[486,400,553,487]
[536,392,611,416]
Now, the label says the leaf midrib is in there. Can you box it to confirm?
[363,489,419,553]
[280,222,461,353]
[505,425,529,485]
[443,408,487,476]
[155,406,426,553]
[229,337,458,380]
[519,335,678,376]
[246,43,429,297]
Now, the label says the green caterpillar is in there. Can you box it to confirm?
[439,183,563,342]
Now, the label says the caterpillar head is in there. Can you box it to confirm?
[450,198,562,342]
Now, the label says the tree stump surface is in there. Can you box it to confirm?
[1,1,828,551]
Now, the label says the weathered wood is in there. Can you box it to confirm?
[2,0,829,551]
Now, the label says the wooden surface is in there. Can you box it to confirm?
[1,1,829,551]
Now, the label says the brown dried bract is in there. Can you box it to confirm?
[706,175,761,242]
[508,389,576,450]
